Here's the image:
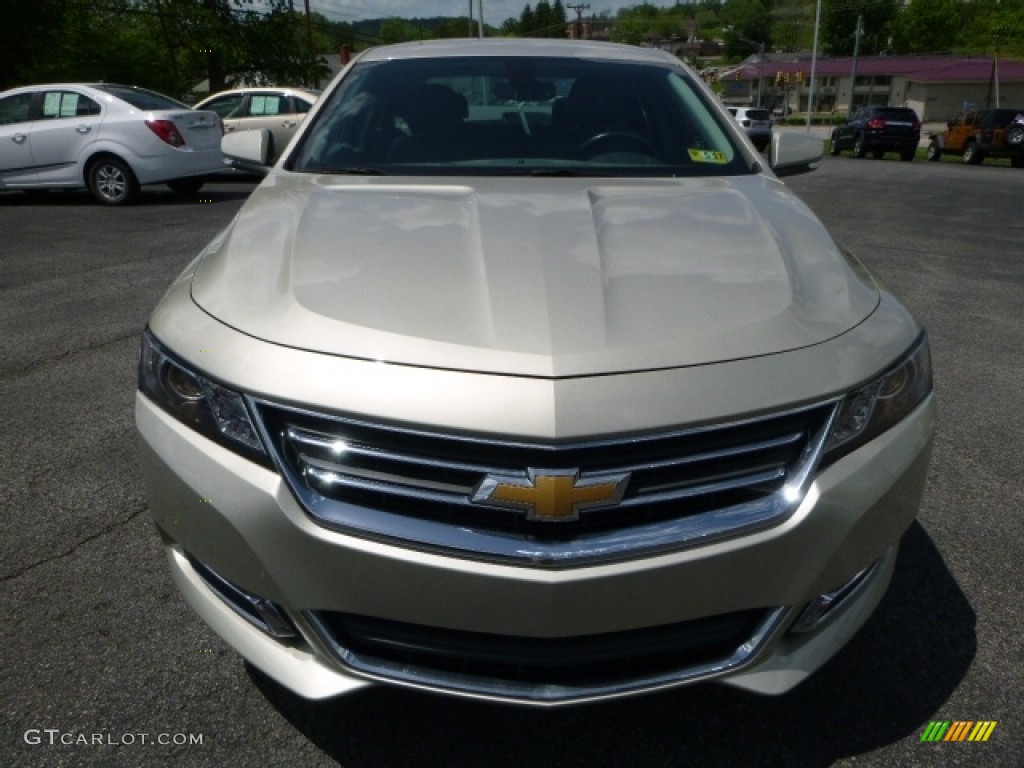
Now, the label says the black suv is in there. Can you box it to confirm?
[830,105,922,161]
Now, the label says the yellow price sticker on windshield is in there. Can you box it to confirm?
[688,148,728,164]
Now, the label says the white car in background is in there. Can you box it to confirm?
[194,87,318,164]
[728,106,773,151]
[0,83,224,204]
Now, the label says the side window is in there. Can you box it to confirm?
[204,94,245,118]
[0,93,33,125]
[292,97,312,114]
[249,95,283,116]
[39,91,99,119]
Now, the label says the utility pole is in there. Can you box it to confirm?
[567,4,590,40]
[806,0,822,129]
[729,29,766,108]
[303,0,317,88]
[848,15,863,115]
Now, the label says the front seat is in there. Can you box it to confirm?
[388,84,469,163]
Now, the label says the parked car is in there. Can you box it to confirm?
[0,83,224,204]
[926,108,1024,167]
[726,106,772,151]
[830,105,921,161]
[137,38,935,707]
[194,87,319,163]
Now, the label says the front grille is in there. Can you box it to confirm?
[306,607,787,703]
[254,400,836,566]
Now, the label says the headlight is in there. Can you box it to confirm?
[822,333,932,464]
[138,330,269,465]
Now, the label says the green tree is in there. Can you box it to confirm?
[722,0,772,58]
[520,4,537,35]
[551,0,569,38]
[378,17,418,44]
[890,0,963,54]
[957,0,1024,58]
[612,3,665,45]
[822,0,899,56]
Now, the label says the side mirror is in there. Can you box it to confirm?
[221,129,272,176]
[769,132,824,177]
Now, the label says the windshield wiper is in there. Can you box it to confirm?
[304,166,389,175]
[524,168,604,177]
[332,167,389,176]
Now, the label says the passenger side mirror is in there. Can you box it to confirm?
[770,132,824,177]
[221,128,272,176]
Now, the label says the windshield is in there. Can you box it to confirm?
[289,55,749,177]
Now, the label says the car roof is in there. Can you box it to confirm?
[357,38,681,66]
[204,87,318,96]
[199,87,318,101]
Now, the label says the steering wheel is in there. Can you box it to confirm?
[575,131,658,160]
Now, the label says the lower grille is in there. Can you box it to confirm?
[254,400,837,566]
[306,607,787,703]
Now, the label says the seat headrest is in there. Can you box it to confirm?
[402,84,468,135]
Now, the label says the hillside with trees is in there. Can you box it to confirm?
[1,0,1020,97]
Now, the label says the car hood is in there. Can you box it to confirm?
[191,174,878,378]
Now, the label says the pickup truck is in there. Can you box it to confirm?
[927,108,1024,167]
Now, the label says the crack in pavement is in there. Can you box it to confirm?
[1,503,149,583]
[0,328,142,382]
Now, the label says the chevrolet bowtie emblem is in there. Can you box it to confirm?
[471,468,630,522]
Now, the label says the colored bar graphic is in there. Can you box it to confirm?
[921,721,997,742]
[968,721,997,742]
[921,721,950,741]
[945,721,972,741]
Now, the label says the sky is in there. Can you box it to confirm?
[309,0,681,27]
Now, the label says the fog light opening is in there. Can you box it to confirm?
[187,554,298,639]
[790,561,877,634]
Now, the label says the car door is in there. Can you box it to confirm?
[836,108,861,147]
[28,89,104,186]
[0,92,38,186]
[948,111,975,152]
[240,92,302,161]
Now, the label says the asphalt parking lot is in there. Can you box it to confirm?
[3,158,1022,767]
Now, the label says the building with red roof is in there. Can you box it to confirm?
[718,55,1024,120]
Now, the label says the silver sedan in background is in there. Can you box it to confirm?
[137,39,936,707]
[0,83,224,204]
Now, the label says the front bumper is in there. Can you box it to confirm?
[137,387,935,706]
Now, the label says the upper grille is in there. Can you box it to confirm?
[254,400,836,566]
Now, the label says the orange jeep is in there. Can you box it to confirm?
[927,108,1024,167]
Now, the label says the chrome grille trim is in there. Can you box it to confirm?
[252,399,839,567]
[186,554,298,639]
[303,606,796,705]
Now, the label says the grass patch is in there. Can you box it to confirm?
[825,140,1020,166]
